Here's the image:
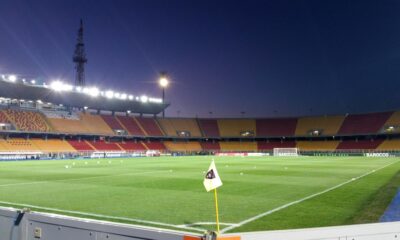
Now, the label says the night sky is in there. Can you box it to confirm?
[1,0,400,118]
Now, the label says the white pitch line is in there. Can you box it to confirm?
[177,222,238,228]
[221,159,400,233]
[0,170,170,188]
[0,200,206,232]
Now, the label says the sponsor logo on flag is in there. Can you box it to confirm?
[203,160,222,192]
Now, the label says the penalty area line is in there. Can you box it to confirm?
[221,159,400,233]
[0,200,206,232]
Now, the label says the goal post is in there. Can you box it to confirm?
[273,148,299,156]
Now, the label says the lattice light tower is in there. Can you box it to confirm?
[73,19,87,87]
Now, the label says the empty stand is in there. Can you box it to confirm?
[338,112,392,135]
[217,119,256,137]
[88,140,122,151]
[31,139,77,153]
[143,141,166,150]
[101,115,125,130]
[296,141,340,151]
[164,141,202,152]
[295,115,345,136]
[219,141,257,152]
[158,118,202,137]
[0,111,10,123]
[382,111,400,133]
[256,118,297,137]
[118,141,146,151]
[377,139,400,150]
[67,140,95,151]
[198,119,220,137]
[5,109,50,132]
[0,138,39,152]
[80,113,114,135]
[336,139,384,150]
[257,140,296,150]
[117,116,145,136]
[135,118,164,136]
[200,141,221,151]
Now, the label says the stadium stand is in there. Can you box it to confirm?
[295,115,345,136]
[47,117,89,134]
[135,117,164,136]
[217,119,256,137]
[87,140,122,151]
[101,115,126,131]
[336,139,384,150]
[31,139,77,153]
[67,139,95,151]
[296,141,340,151]
[256,118,297,137]
[200,141,221,151]
[164,141,202,152]
[80,113,114,135]
[117,141,147,151]
[219,141,258,152]
[157,118,202,137]
[338,112,392,135]
[377,139,400,150]
[382,111,400,133]
[0,111,10,123]
[198,119,220,137]
[116,116,145,136]
[4,109,50,132]
[142,141,166,150]
[257,140,296,150]
[0,138,39,151]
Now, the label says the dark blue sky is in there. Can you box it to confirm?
[1,0,400,118]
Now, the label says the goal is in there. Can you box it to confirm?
[273,148,299,156]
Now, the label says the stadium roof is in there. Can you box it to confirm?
[0,77,169,114]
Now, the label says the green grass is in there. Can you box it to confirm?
[0,156,398,233]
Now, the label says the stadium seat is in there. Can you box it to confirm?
[135,117,164,136]
[336,139,384,150]
[101,115,126,131]
[200,141,221,151]
[67,140,95,151]
[0,138,40,151]
[256,118,297,137]
[257,140,296,150]
[164,141,202,152]
[198,119,220,137]
[219,141,257,152]
[88,140,122,151]
[143,141,166,151]
[295,115,345,136]
[0,110,10,123]
[157,118,202,137]
[338,112,392,135]
[80,113,114,135]
[296,141,340,151]
[217,119,256,137]
[31,139,77,153]
[116,116,145,136]
[381,111,400,134]
[377,139,400,150]
[4,109,51,132]
[117,141,147,151]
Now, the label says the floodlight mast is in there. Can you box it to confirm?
[159,72,169,118]
[73,19,87,87]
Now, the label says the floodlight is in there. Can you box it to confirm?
[76,86,82,92]
[8,75,17,82]
[31,79,36,84]
[89,87,100,97]
[128,95,134,100]
[127,110,131,114]
[140,95,148,103]
[114,92,121,98]
[37,100,43,104]
[105,90,114,99]
[121,93,127,100]
[50,81,64,91]
[84,106,88,110]
[159,77,169,88]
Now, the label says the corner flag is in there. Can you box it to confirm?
[203,160,223,192]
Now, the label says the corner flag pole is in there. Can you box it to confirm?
[214,188,220,234]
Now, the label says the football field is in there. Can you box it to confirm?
[0,156,399,233]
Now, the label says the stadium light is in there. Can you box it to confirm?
[105,90,114,99]
[121,93,127,100]
[140,95,148,103]
[128,95,134,100]
[158,72,169,117]
[50,80,73,92]
[159,76,169,88]
[31,79,36,84]
[88,87,100,97]
[8,75,17,82]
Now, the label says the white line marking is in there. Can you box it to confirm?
[221,160,400,233]
[0,170,169,188]
[177,222,238,228]
[0,200,206,232]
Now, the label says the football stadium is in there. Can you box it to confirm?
[1,1,400,240]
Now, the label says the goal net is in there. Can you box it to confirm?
[273,148,299,156]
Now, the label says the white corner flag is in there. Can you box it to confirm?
[203,160,223,192]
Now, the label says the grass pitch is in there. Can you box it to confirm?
[0,156,398,233]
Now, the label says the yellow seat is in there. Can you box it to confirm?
[295,115,345,136]
[219,141,257,151]
[164,141,202,152]
[157,118,202,137]
[296,141,339,151]
[217,119,256,137]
